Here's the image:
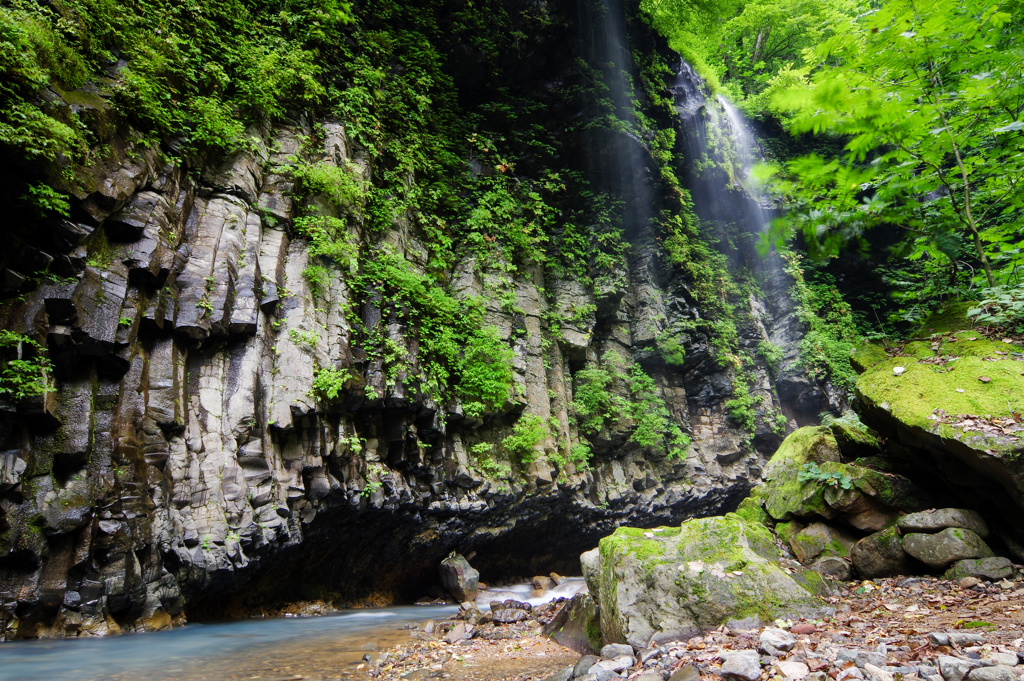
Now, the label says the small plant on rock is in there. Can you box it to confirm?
[798,462,853,490]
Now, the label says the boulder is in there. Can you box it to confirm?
[439,552,479,602]
[851,527,916,578]
[761,427,842,521]
[902,528,994,569]
[789,522,855,564]
[545,592,601,654]
[758,427,929,524]
[942,557,1014,582]
[898,509,990,538]
[855,312,1024,533]
[586,515,830,649]
[810,555,852,581]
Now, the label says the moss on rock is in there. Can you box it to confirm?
[851,342,890,374]
[587,514,830,649]
[856,354,1024,455]
[761,427,842,521]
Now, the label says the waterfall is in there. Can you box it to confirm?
[670,60,771,242]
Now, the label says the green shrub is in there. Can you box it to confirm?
[502,413,548,464]
[309,366,350,401]
[0,331,52,402]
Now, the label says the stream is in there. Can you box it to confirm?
[0,580,586,681]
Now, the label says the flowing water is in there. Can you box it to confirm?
[0,581,585,681]
[670,60,771,238]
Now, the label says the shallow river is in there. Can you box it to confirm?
[0,579,586,681]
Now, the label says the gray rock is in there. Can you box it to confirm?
[670,665,700,681]
[938,656,982,681]
[720,650,763,681]
[545,593,600,654]
[575,655,601,678]
[440,552,480,601]
[759,627,797,654]
[811,554,852,581]
[490,599,532,624]
[543,666,574,681]
[981,654,1018,667]
[903,529,994,569]
[640,647,668,664]
[587,516,829,649]
[899,510,990,539]
[929,633,951,646]
[579,669,619,681]
[943,557,1014,582]
[852,527,916,578]
[968,667,1018,681]
[636,673,668,681]
[949,633,985,646]
[856,652,889,669]
[601,643,636,659]
[594,655,635,672]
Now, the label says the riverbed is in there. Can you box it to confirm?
[0,580,586,681]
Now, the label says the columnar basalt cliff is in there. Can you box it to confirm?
[0,0,837,640]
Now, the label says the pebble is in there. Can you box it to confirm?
[720,650,763,681]
[939,655,983,681]
[775,660,811,679]
[760,627,797,654]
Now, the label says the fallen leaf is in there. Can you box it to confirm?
[979,376,991,383]
[956,388,965,393]
[1003,338,1014,344]
[893,366,906,376]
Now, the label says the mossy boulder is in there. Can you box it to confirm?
[761,427,842,521]
[851,342,890,374]
[850,526,917,578]
[757,426,930,523]
[587,515,831,649]
[856,333,1024,520]
[829,412,883,459]
[913,302,978,336]
[902,527,994,569]
[545,592,601,654]
[734,494,771,529]
[789,522,855,564]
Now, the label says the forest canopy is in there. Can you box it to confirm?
[645,0,1024,329]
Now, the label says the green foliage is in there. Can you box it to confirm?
[968,285,1024,331]
[655,330,687,366]
[757,340,783,375]
[289,328,320,347]
[0,330,51,402]
[762,0,1024,289]
[798,462,852,490]
[641,0,864,103]
[309,366,350,401]
[724,391,761,433]
[292,160,364,213]
[783,253,859,390]
[570,354,690,460]
[501,413,548,464]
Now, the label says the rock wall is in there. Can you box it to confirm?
[0,0,818,640]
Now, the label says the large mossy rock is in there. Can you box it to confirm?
[587,514,831,649]
[855,306,1024,525]
[759,426,930,523]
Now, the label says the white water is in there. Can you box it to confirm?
[475,577,588,610]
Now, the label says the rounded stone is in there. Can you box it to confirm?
[943,557,1014,582]
[898,509,990,538]
[902,528,994,569]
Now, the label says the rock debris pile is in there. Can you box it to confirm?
[365,573,1024,681]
